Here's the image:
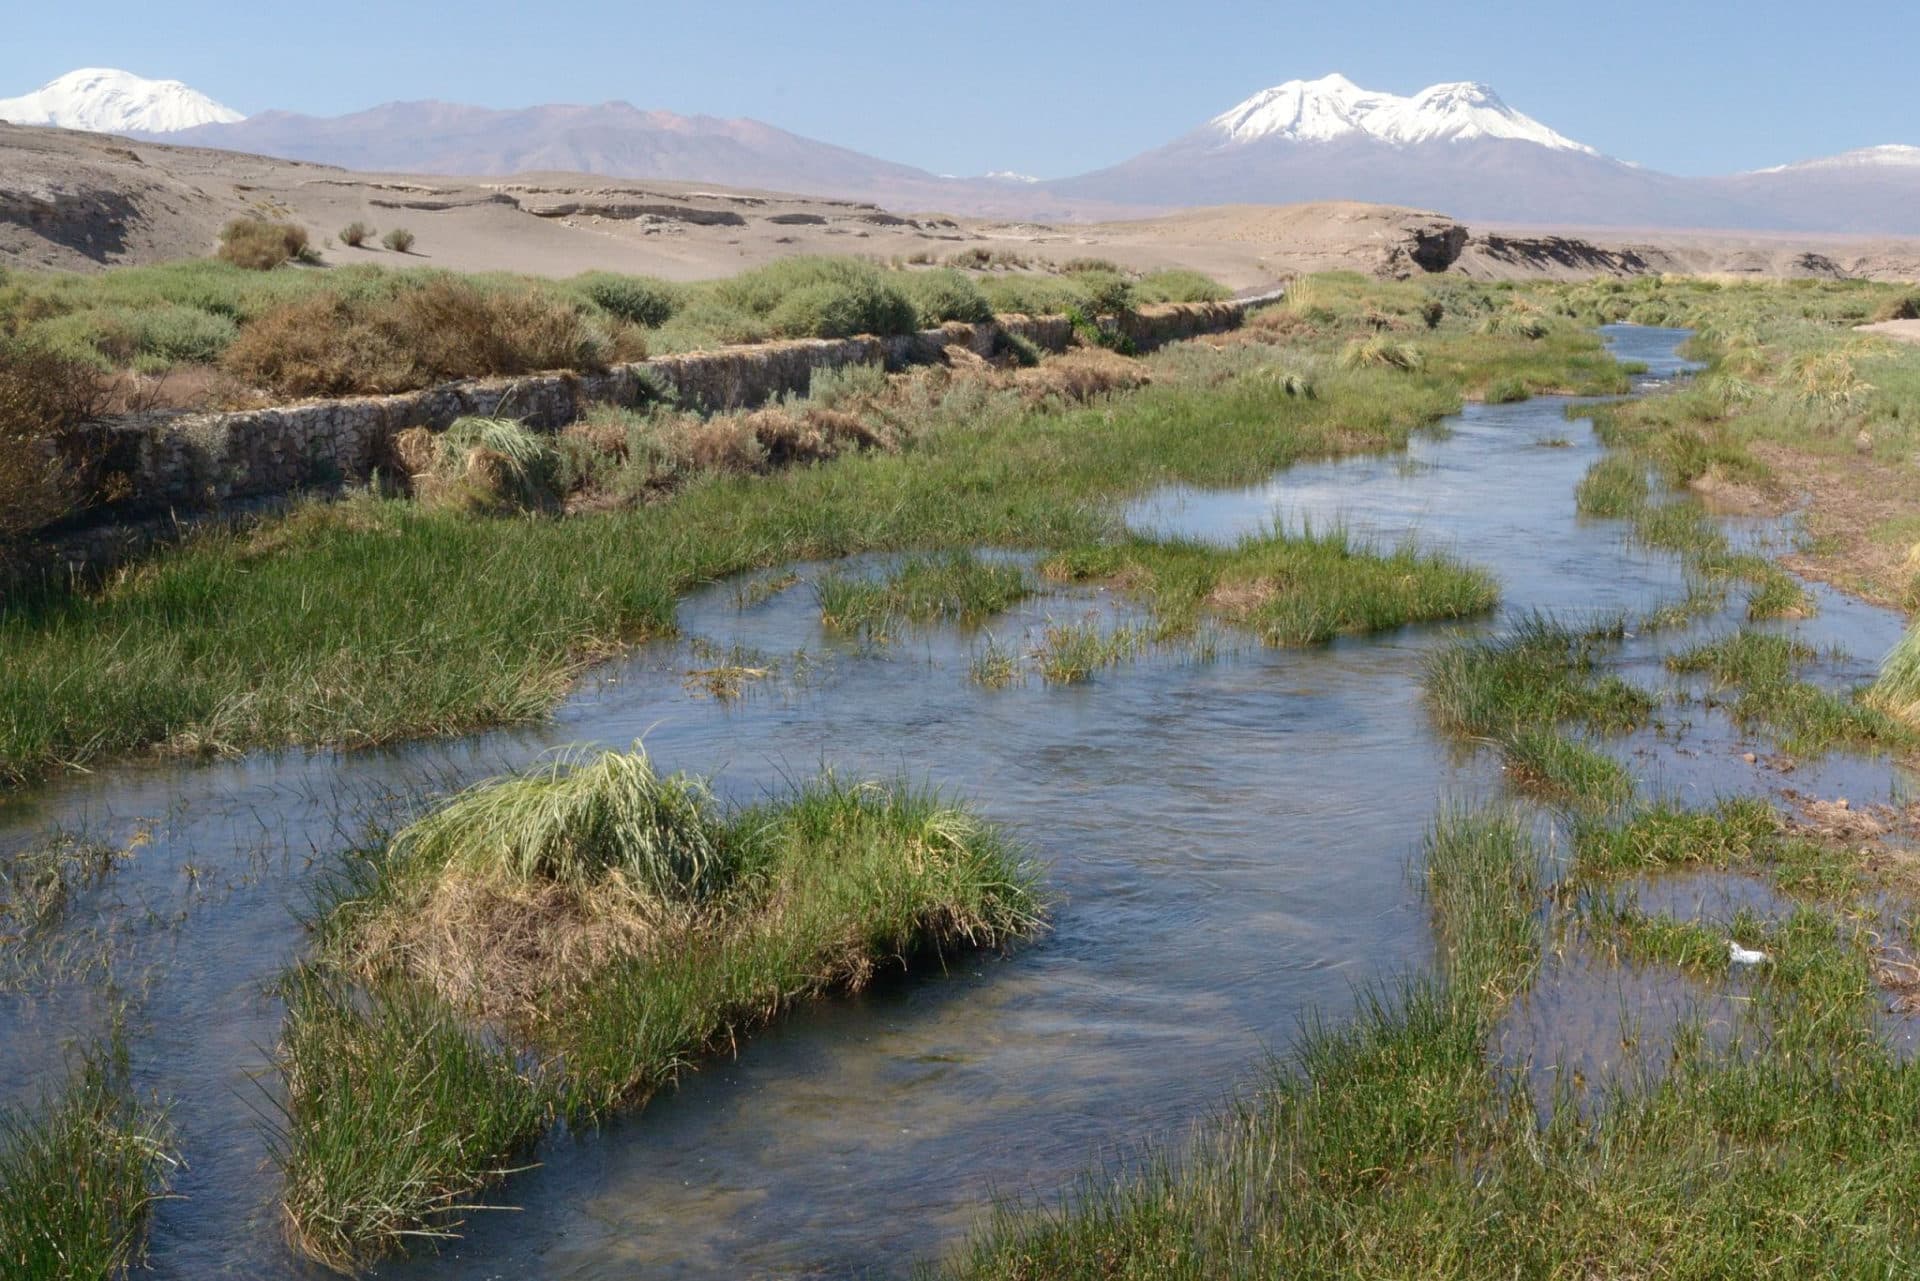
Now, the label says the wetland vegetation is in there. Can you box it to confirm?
[6,266,1920,1278]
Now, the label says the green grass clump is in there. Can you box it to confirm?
[1033,620,1147,684]
[712,256,916,339]
[1423,804,1543,1005]
[1572,795,1779,877]
[1501,726,1635,809]
[1575,454,1650,517]
[281,752,1041,1267]
[1482,376,1532,404]
[1426,615,1654,739]
[428,416,564,512]
[271,970,550,1271]
[384,746,726,898]
[815,553,1030,636]
[0,1042,175,1279]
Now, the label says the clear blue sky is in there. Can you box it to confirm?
[7,0,1916,177]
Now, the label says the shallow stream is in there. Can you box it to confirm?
[1,325,1912,1277]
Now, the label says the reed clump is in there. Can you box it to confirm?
[0,1041,176,1279]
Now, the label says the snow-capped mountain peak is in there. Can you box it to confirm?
[0,68,243,134]
[1207,73,1596,155]
[1751,144,1920,175]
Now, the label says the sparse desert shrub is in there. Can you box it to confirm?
[1339,336,1424,371]
[576,272,681,328]
[339,221,375,248]
[1011,348,1150,404]
[806,359,890,409]
[216,218,310,271]
[894,268,993,328]
[381,227,416,254]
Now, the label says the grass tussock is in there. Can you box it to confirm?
[1868,622,1920,729]
[0,1041,176,1279]
[277,748,1041,1268]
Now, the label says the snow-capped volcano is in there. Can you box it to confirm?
[1208,73,1596,154]
[0,68,243,134]
[1750,144,1920,174]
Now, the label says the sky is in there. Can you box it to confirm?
[6,0,1918,177]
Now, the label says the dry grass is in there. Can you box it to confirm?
[349,873,669,1024]
[1869,623,1920,729]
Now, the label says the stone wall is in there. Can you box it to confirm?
[19,296,1272,588]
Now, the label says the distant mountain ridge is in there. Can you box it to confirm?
[4,66,1920,233]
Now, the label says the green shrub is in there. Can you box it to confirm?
[979,275,1087,318]
[710,257,916,339]
[339,221,375,248]
[1134,270,1229,305]
[894,268,993,328]
[576,273,681,328]
[216,219,310,271]
[381,228,416,254]
[1066,269,1135,317]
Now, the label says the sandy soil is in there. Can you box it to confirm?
[10,122,1920,290]
[1860,320,1920,346]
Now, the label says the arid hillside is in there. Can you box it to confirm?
[6,122,1920,286]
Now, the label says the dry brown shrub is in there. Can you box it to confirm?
[221,280,618,398]
[387,426,438,477]
[1011,348,1150,405]
[350,873,675,1023]
[0,343,107,544]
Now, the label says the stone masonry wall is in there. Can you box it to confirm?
[19,295,1276,587]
